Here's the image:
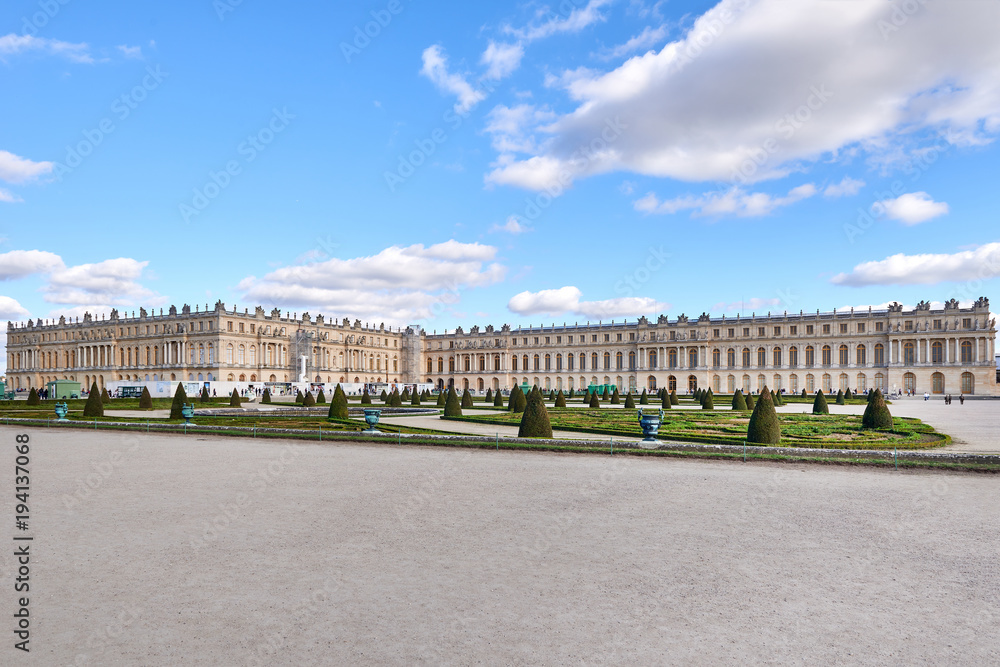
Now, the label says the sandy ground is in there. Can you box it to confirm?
[2,426,998,665]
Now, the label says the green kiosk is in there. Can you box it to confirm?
[45,380,82,400]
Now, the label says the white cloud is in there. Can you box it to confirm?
[490,216,531,235]
[0,296,29,320]
[504,0,615,42]
[481,41,524,80]
[0,188,22,203]
[508,286,669,320]
[0,150,54,184]
[0,250,64,280]
[420,45,486,114]
[116,44,143,59]
[711,297,781,313]
[635,183,816,217]
[874,191,949,225]
[0,33,93,63]
[824,176,865,198]
[484,104,557,154]
[486,0,1000,191]
[596,24,668,60]
[43,258,157,305]
[831,242,1000,287]
[239,241,506,323]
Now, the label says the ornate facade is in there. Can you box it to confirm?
[5,297,998,396]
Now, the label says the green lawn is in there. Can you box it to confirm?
[444,407,947,449]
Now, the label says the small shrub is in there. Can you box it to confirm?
[317,389,327,404]
[485,388,493,403]
[261,388,272,404]
[624,392,635,409]
[555,390,567,408]
[302,391,316,407]
[670,390,678,406]
[494,391,504,407]
[836,389,845,405]
[83,382,104,417]
[101,387,111,404]
[169,383,187,420]
[328,384,349,420]
[732,389,747,411]
[589,391,601,408]
[139,387,153,409]
[813,390,829,415]
[380,389,388,402]
[518,388,553,439]
[437,390,447,407]
[461,389,473,409]
[26,388,40,406]
[444,386,462,417]
[640,389,649,405]
[361,388,372,405]
[862,389,894,430]
[230,389,241,407]
[200,386,210,403]
[745,393,755,411]
[611,387,621,404]
[747,386,780,445]
[661,390,672,409]
[295,390,304,404]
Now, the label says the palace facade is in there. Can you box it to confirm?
[5,297,997,396]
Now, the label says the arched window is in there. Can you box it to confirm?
[757,347,766,367]
[838,345,848,366]
[773,347,782,367]
[789,374,799,393]
[534,354,541,371]
[250,346,256,365]
[727,348,735,368]
[742,348,751,367]
[903,372,916,393]
[592,353,599,369]
[688,348,698,368]
[604,352,611,370]
[567,354,575,371]
[616,352,623,370]
[555,354,562,371]
[427,359,433,373]
[727,375,735,393]
[806,373,815,393]
[961,340,973,363]
[757,374,766,391]
[712,349,721,368]
[437,357,444,373]
[544,354,551,371]
[856,345,866,366]
[628,351,635,370]
[874,344,884,366]
[688,375,698,392]
[839,373,848,391]
[822,345,832,366]
[668,375,677,391]
[961,372,974,394]
[931,372,944,394]
[449,358,455,372]
[875,372,885,391]
[856,373,866,392]
[668,349,678,368]
[789,346,798,367]
[822,373,832,393]
[579,353,586,370]
[805,346,815,367]
[903,342,916,365]
[931,341,943,364]
[226,344,233,364]
[238,345,245,364]
[712,375,720,392]
[649,350,657,368]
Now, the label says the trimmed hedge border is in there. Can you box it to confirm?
[0,416,992,470]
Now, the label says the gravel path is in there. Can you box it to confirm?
[4,426,998,665]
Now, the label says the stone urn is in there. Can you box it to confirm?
[54,402,69,422]
[363,408,382,434]
[181,403,195,425]
[637,408,664,444]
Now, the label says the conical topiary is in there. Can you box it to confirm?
[589,391,601,408]
[26,387,40,405]
[746,386,780,445]
[444,386,462,417]
[661,389,672,409]
[518,387,553,438]
[139,386,153,409]
[732,389,748,411]
[813,390,829,415]
[670,390,678,406]
[101,387,111,404]
[379,389,387,402]
[401,387,410,402]
[361,388,372,404]
[317,389,327,404]
[390,388,403,407]
[602,387,610,400]
[411,389,421,406]
[745,393,755,411]
[169,383,187,419]
[295,390,304,404]
[801,388,807,398]
[701,390,714,410]
[437,390,447,407]
[555,390,567,408]
[624,392,635,409]
[261,388,271,404]
[83,382,104,417]
[328,384,349,420]
[514,386,527,413]
[507,385,521,412]
[611,387,621,404]
[845,388,853,400]
[493,390,504,407]
[774,390,784,406]
[230,389,241,407]
[862,389,894,430]
[302,391,316,407]
[548,389,556,402]
[461,388,473,409]
[836,389,845,405]
[200,386,210,403]
[485,388,493,403]
[568,389,575,399]
[640,389,649,405]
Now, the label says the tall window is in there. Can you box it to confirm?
[669,349,678,368]
[593,352,600,369]
[757,347,766,367]
[727,349,736,368]
[604,352,611,370]
[742,348,751,367]
[689,349,698,368]
[874,344,884,366]
[555,354,562,371]
[533,355,540,371]
[903,342,916,365]
[931,341,943,363]
[839,345,848,366]
[805,346,815,367]
[616,352,623,370]
[822,345,832,366]
[712,349,721,368]
[961,340,973,363]
[789,346,798,367]
[773,347,782,367]
[649,350,657,368]
[961,372,974,394]
[856,345,866,366]
[628,351,636,370]
[580,353,586,370]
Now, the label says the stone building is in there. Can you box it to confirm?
[5,297,997,397]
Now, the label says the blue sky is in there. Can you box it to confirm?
[2,0,1000,372]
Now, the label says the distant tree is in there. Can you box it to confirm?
[862,389,894,430]
[701,390,714,410]
[444,386,463,417]
[555,390,567,408]
[801,388,808,398]
[611,387,621,404]
[485,388,493,403]
[437,390,447,407]
[745,393,755,411]
[568,389,575,399]
[624,392,635,409]
[26,387,40,406]
[844,388,853,400]
[380,389,388,402]
[328,384,349,420]
[101,387,111,404]
[401,387,410,402]
[602,386,610,400]
[302,391,316,407]
[670,390,679,406]
[261,388,271,404]
[200,386,211,403]
[411,389,421,406]
[295,390,304,404]
[139,386,153,410]
[83,382,104,417]
[461,388,474,408]
[494,390,504,407]
[229,389,241,407]
[640,389,649,405]
[590,391,601,408]
[732,389,748,411]
[836,389,845,405]
[813,390,829,415]
[390,388,403,407]
[518,387,553,439]
[747,387,780,445]
[316,389,327,404]
[170,383,187,420]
